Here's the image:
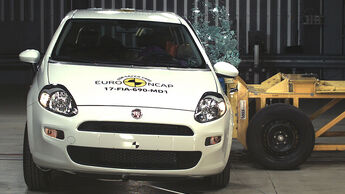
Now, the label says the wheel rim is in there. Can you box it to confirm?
[263,120,299,157]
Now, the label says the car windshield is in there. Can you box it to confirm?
[51,19,207,69]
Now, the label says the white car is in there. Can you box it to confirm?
[19,9,238,191]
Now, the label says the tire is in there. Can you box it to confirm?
[206,156,231,188]
[23,126,52,191]
[247,103,315,170]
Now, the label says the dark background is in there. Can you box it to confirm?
[1,0,345,85]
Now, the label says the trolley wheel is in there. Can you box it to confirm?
[246,103,315,170]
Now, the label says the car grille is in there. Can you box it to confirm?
[67,146,201,170]
[77,121,194,136]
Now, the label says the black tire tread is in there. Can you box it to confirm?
[207,156,231,188]
[23,126,51,191]
[247,103,315,170]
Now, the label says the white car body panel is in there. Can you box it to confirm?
[73,9,181,24]
[25,9,234,178]
[48,62,217,110]
[28,104,233,176]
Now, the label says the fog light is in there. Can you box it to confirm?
[205,136,222,146]
[44,128,64,140]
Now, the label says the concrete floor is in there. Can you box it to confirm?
[1,85,345,194]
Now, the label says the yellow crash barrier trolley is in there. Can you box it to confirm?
[226,73,345,170]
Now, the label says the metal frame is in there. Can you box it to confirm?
[226,73,345,151]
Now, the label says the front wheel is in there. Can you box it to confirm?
[206,156,231,188]
[247,103,315,170]
[23,126,52,191]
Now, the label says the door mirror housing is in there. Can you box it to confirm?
[19,49,40,64]
[214,62,239,78]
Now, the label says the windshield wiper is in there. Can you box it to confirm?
[51,56,148,66]
[95,60,148,67]
[50,56,97,64]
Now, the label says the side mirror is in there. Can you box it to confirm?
[19,49,40,64]
[214,61,239,78]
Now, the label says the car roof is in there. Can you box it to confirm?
[71,8,183,24]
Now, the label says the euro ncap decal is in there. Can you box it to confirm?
[123,78,146,88]
[95,75,174,94]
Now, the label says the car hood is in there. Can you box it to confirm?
[48,62,218,111]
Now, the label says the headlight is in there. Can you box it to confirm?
[194,92,227,123]
[38,85,78,116]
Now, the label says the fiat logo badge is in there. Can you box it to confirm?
[131,109,142,119]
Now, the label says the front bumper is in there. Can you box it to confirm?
[27,102,233,177]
